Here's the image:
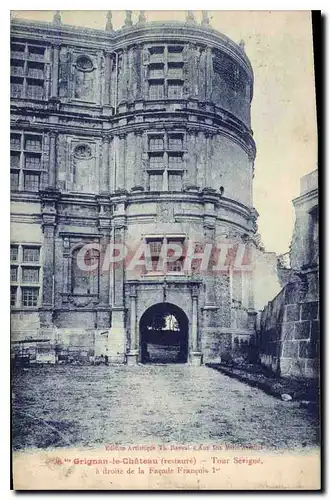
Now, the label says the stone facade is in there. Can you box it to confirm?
[10,12,278,365]
[258,170,319,377]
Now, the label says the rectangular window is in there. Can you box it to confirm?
[11,266,18,282]
[22,267,39,283]
[149,83,164,100]
[25,136,42,151]
[25,155,41,170]
[149,137,164,151]
[10,134,21,150]
[11,153,20,168]
[10,287,17,307]
[149,155,164,169]
[168,82,183,99]
[149,65,164,79]
[23,247,40,263]
[168,154,183,168]
[27,65,44,79]
[10,246,18,262]
[167,259,183,273]
[10,172,19,191]
[168,135,183,150]
[149,241,163,256]
[27,83,44,100]
[168,172,183,192]
[11,63,24,77]
[28,46,45,62]
[149,173,163,191]
[24,173,40,192]
[11,82,23,99]
[22,287,39,307]
[167,66,183,79]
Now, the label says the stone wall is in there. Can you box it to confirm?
[258,272,319,378]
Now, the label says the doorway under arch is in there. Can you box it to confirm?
[139,303,189,364]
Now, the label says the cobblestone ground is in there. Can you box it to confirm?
[12,365,319,450]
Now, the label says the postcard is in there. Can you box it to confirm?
[11,10,320,490]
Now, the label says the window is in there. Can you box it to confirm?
[168,136,183,150]
[149,173,163,191]
[144,236,186,275]
[22,267,39,283]
[167,259,183,273]
[11,134,21,150]
[10,131,43,192]
[10,246,18,262]
[25,136,42,151]
[10,172,19,191]
[168,172,183,192]
[23,247,40,263]
[11,82,23,99]
[149,64,164,79]
[27,83,44,100]
[146,132,185,191]
[11,244,41,308]
[11,63,24,77]
[168,82,183,99]
[11,153,20,168]
[24,173,40,192]
[167,65,183,79]
[10,287,17,307]
[22,287,39,307]
[149,155,164,169]
[11,267,18,282]
[149,137,164,151]
[11,42,45,100]
[168,154,183,168]
[149,83,164,100]
[25,155,41,170]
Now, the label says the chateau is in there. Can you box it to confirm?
[10,11,280,365]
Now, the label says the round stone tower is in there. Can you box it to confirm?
[106,12,258,364]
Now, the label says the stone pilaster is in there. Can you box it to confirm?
[100,134,111,193]
[133,130,144,188]
[108,212,126,363]
[40,192,59,330]
[103,51,112,106]
[190,283,203,365]
[48,131,57,189]
[206,46,213,101]
[97,200,112,330]
[127,283,139,364]
[116,134,126,190]
[51,43,60,99]
[187,129,198,186]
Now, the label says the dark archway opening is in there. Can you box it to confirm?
[140,303,188,364]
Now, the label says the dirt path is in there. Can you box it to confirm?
[12,365,319,450]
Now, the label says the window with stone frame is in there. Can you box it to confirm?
[144,236,185,275]
[148,82,164,100]
[10,244,41,307]
[168,81,183,99]
[11,41,46,101]
[146,45,184,100]
[22,287,39,307]
[10,131,43,192]
[147,131,185,192]
[71,247,99,295]
[11,287,17,307]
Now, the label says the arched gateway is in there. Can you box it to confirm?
[139,303,188,364]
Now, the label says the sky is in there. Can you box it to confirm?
[11,10,318,255]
